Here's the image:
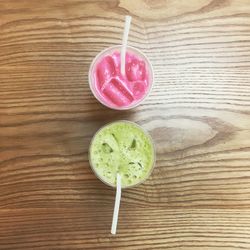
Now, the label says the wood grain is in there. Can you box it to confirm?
[1,0,250,249]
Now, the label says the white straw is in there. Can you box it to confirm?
[111,173,122,235]
[121,15,132,76]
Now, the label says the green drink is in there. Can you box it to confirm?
[89,121,155,188]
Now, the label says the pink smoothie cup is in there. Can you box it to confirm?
[88,45,154,110]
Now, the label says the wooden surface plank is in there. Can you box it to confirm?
[0,208,250,249]
[0,0,250,249]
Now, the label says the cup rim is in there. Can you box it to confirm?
[88,45,154,110]
[88,120,156,189]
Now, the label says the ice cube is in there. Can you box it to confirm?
[112,51,121,69]
[131,80,147,100]
[126,59,146,81]
[96,56,116,87]
[102,78,134,106]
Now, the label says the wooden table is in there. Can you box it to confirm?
[1,0,250,249]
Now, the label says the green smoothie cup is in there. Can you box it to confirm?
[89,121,155,189]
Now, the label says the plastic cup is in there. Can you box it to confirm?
[89,120,156,189]
[88,45,154,110]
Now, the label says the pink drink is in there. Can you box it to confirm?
[89,46,153,110]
